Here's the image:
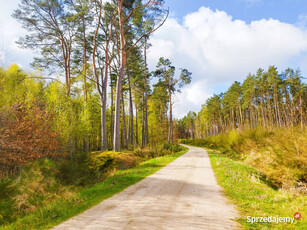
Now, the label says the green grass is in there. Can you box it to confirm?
[208,149,307,230]
[1,148,188,230]
[180,128,307,190]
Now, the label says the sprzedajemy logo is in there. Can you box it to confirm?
[246,215,299,224]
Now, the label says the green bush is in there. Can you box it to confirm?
[87,151,119,173]
[162,143,184,153]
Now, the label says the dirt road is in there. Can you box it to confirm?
[54,145,238,230]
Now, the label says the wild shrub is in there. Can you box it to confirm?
[87,151,120,174]
[181,127,307,192]
[0,104,65,177]
[162,143,184,153]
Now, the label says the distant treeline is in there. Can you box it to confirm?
[177,66,307,138]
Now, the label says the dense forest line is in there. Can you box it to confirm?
[177,66,307,138]
[0,0,192,176]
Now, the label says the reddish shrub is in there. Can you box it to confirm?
[0,104,65,176]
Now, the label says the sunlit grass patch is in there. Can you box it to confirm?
[208,149,307,230]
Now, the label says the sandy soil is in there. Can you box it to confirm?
[53,145,239,230]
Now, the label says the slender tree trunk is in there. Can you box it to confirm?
[238,99,243,129]
[60,36,70,96]
[81,15,89,153]
[128,71,134,146]
[82,15,88,103]
[135,100,139,145]
[232,108,235,129]
[273,92,280,126]
[92,2,104,150]
[168,89,173,144]
[114,1,125,152]
[300,95,304,130]
[266,91,273,128]
[101,45,109,150]
[122,91,128,148]
[250,102,254,129]
[260,92,266,128]
[275,90,282,127]
[133,83,139,145]
[291,97,295,126]
[142,93,145,146]
[283,88,290,127]
[110,66,114,146]
[143,36,149,145]
[219,114,223,133]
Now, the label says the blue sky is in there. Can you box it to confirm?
[167,0,307,24]
[0,0,307,117]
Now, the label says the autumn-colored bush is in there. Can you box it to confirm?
[0,104,65,176]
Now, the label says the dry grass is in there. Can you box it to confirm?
[181,127,307,193]
[13,159,76,215]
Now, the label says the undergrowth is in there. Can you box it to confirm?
[0,143,185,227]
[180,127,307,192]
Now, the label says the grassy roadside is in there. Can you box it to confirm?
[1,148,188,230]
[208,148,307,230]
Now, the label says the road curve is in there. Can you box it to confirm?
[54,145,239,230]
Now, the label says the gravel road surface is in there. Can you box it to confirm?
[54,145,239,230]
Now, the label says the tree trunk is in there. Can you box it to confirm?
[168,89,173,144]
[143,36,149,145]
[135,99,139,145]
[92,2,104,150]
[82,15,88,103]
[110,66,114,146]
[101,45,109,150]
[300,95,304,130]
[283,87,290,127]
[81,15,89,153]
[121,91,128,148]
[232,108,235,129]
[142,93,145,146]
[128,71,134,146]
[113,1,125,152]
[238,99,243,129]
[133,82,139,145]
[266,91,273,128]
[260,92,266,128]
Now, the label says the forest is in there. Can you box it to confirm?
[0,0,194,226]
[177,66,307,139]
[179,66,307,194]
[0,0,193,176]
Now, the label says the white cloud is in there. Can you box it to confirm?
[148,7,307,118]
[173,80,212,116]
[0,0,34,68]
